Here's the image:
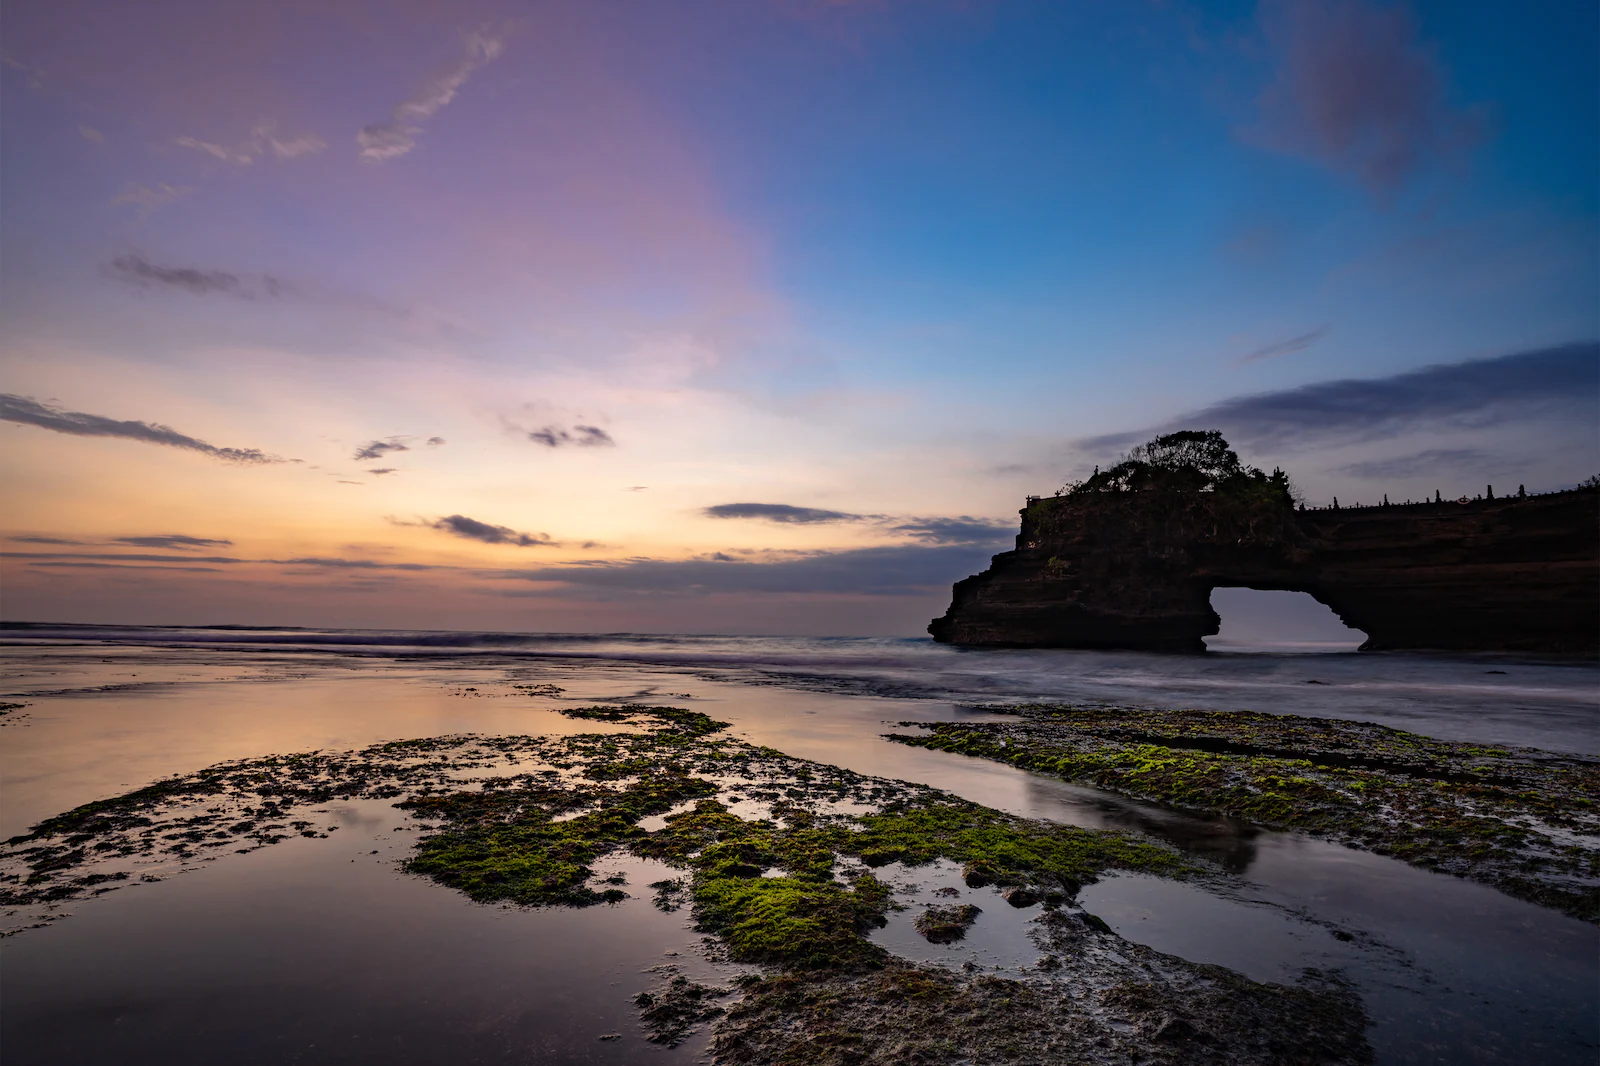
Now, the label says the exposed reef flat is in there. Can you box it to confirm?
[0,705,1371,1063]
[717,940,1366,1066]
[889,706,1600,921]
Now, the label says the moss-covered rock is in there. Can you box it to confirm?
[890,705,1600,920]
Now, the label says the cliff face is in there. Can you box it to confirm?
[929,489,1600,653]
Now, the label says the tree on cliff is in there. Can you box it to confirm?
[1065,430,1297,507]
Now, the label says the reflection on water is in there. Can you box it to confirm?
[869,858,1050,973]
[1,799,744,1065]
[1,642,1595,1066]
[5,624,1597,754]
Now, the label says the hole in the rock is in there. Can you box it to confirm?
[1205,588,1367,650]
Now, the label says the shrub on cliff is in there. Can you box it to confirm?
[1063,430,1297,508]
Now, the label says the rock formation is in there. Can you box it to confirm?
[930,443,1599,653]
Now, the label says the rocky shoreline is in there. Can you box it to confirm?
[889,704,1600,921]
[1,703,1374,1063]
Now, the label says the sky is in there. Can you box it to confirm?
[1,0,1596,635]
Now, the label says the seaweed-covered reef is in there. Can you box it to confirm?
[889,705,1600,921]
[0,704,1372,1064]
[930,430,1600,652]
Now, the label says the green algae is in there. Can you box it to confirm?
[401,772,718,907]
[3,702,1200,975]
[0,700,1375,1063]
[890,705,1600,921]
[694,869,891,970]
[558,704,728,738]
[849,798,1197,888]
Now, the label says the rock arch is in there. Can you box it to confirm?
[929,489,1599,654]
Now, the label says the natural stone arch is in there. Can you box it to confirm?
[1203,586,1367,646]
[930,489,1599,654]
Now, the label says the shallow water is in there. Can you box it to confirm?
[2,800,738,1064]
[5,624,1596,753]
[1,634,1596,1065]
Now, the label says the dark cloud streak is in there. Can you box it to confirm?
[886,517,1014,546]
[430,514,556,547]
[0,394,287,464]
[1078,343,1598,457]
[705,503,862,524]
[354,438,409,461]
[704,503,1013,546]
[108,255,246,297]
[27,562,223,572]
[1334,448,1529,481]
[493,544,996,598]
[114,534,233,550]
[266,557,440,571]
[528,424,614,448]
[3,551,243,563]
[1235,326,1328,366]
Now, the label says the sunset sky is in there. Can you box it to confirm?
[2,0,1596,634]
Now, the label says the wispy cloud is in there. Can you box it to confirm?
[1248,0,1483,191]
[266,557,440,571]
[105,255,401,314]
[0,394,289,464]
[173,136,256,166]
[426,436,447,446]
[3,549,450,574]
[358,29,504,163]
[429,514,557,547]
[704,503,1013,546]
[705,502,861,524]
[3,53,45,90]
[1334,448,1529,481]
[1234,326,1329,366]
[250,120,326,160]
[78,125,105,143]
[527,424,615,448]
[493,543,995,598]
[108,255,246,297]
[113,534,233,550]
[109,183,190,219]
[368,468,398,476]
[3,551,243,564]
[27,561,224,573]
[884,516,1014,546]
[173,119,326,166]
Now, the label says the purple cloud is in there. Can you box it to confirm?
[1249,0,1482,191]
